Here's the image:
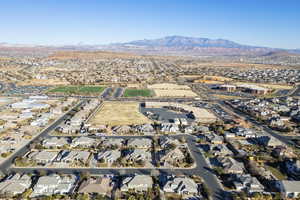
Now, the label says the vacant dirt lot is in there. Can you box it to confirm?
[17,79,70,86]
[89,101,152,126]
[148,83,191,90]
[148,83,198,97]
[153,89,198,97]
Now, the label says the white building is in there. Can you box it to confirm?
[31,174,76,197]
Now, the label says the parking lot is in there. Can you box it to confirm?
[140,106,195,123]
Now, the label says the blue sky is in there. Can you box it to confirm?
[1,0,300,48]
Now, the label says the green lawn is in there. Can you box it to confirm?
[49,86,105,95]
[123,89,153,97]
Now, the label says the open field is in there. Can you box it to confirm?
[48,86,106,95]
[148,83,191,90]
[126,83,144,88]
[48,51,142,60]
[89,101,152,126]
[148,83,198,97]
[123,89,153,97]
[16,79,70,86]
[153,89,198,97]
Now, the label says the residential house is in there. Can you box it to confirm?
[207,133,223,144]
[28,151,59,164]
[134,124,155,135]
[217,157,244,174]
[78,176,115,197]
[0,173,31,196]
[71,137,97,148]
[102,138,124,148]
[125,149,151,163]
[160,123,180,133]
[231,174,264,194]
[162,176,198,195]
[159,137,181,149]
[31,174,77,197]
[42,137,69,148]
[127,138,152,149]
[210,144,233,156]
[159,148,185,166]
[97,150,121,165]
[121,175,153,192]
[112,125,131,134]
[59,150,90,164]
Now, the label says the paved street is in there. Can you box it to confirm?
[112,87,123,98]
[0,95,227,199]
[8,133,225,200]
[100,87,113,99]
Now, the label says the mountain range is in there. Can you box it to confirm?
[100,35,292,56]
[0,35,299,57]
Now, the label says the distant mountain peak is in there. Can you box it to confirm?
[121,35,246,48]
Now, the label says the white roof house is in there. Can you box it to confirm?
[102,138,124,147]
[71,137,97,147]
[59,150,90,163]
[0,173,31,196]
[28,151,59,164]
[159,148,185,166]
[31,174,76,197]
[232,174,264,194]
[127,138,152,149]
[161,123,180,133]
[159,137,180,149]
[125,149,151,162]
[134,124,155,134]
[97,150,121,164]
[42,137,69,148]
[163,176,198,195]
[217,157,244,174]
[121,175,153,192]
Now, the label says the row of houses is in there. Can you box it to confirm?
[231,97,300,131]
[0,173,201,198]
